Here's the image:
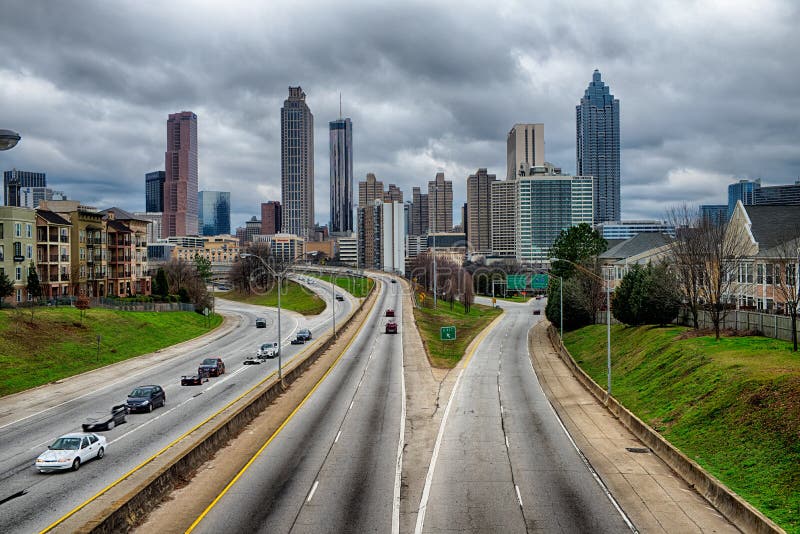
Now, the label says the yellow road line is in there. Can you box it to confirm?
[40,283,376,534]
[186,281,380,532]
[462,311,506,367]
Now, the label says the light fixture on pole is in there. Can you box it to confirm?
[0,129,21,151]
[550,257,612,395]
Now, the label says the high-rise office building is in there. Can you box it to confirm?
[428,172,453,233]
[517,164,594,264]
[281,86,314,240]
[754,181,800,205]
[385,184,403,203]
[466,168,496,253]
[359,173,384,207]
[245,216,261,244]
[4,169,46,206]
[727,179,760,217]
[19,187,66,208]
[261,201,282,235]
[410,187,429,236]
[356,199,405,272]
[163,111,199,237]
[700,204,728,225]
[577,69,620,224]
[145,171,165,213]
[329,118,353,234]
[507,124,544,180]
[198,191,231,236]
[491,180,517,257]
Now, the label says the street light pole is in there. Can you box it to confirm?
[559,275,563,340]
[550,257,612,395]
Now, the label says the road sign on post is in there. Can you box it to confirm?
[440,326,456,340]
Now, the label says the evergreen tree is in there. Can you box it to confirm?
[0,272,14,305]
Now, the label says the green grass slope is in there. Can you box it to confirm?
[0,307,222,397]
[307,274,374,298]
[564,325,800,532]
[222,280,326,315]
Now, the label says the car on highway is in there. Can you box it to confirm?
[385,308,395,317]
[35,433,106,472]
[126,385,166,413]
[199,357,225,377]
[243,356,262,365]
[335,293,344,301]
[290,336,305,345]
[391,279,397,284]
[81,404,127,432]
[257,342,278,359]
[181,372,209,386]
[255,317,267,328]
[385,320,398,334]
[296,328,312,341]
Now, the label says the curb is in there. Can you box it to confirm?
[545,324,785,534]
[45,279,379,534]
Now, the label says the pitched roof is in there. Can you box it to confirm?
[102,207,149,222]
[106,219,131,233]
[743,204,800,250]
[37,210,71,226]
[600,232,673,260]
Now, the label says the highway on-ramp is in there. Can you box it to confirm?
[416,297,635,533]
[0,279,355,534]
[190,275,404,534]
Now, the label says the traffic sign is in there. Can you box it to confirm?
[440,326,456,340]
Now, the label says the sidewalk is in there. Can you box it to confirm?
[528,321,739,533]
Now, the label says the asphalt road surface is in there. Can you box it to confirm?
[0,279,354,534]
[416,298,634,533]
[191,275,404,534]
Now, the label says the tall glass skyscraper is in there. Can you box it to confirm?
[577,69,620,223]
[163,111,199,237]
[727,179,760,217]
[281,87,314,240]
[145,171,165,213]
[329,117,353,234]
[198,191,230,236]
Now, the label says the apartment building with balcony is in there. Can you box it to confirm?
[102,207,151,296]
[35,210,72,299]
[0,206,37,304]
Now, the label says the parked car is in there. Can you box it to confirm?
[82,405,127,432]
[335,293,344,301]
[35,433,106,472]
[243,356,262,365]
[255,318,267,328]
[199,357,225,377]
[385,321,398,334]
[126,385,166,413]
[181,372,209,386]
[385,309,395,317]
[296,328,312,341]
[257,342,279,359]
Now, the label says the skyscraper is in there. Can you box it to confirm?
[281,86,314,240]
[577,69,620,223]
[728,179,760,216]
[491,180,517,257]
[261,201,282,235]
[507,124,544,180]
[428,172,453,233]
[384,184,403,203]
[410,187,429,236]
[145,171,165,213]
[467,168,496,253]
[198,191,231,236]
[329,117,353,234]
[359,173,384,206]
[4,169,46,206]
[163,111,199,237]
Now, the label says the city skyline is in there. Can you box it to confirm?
[0,1,798,230]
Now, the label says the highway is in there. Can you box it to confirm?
[0,278,355,534]
[416,297,635,533]
[190,275,404,533]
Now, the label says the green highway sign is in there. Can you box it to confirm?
[507,274,527,291]
[531,274,549,289]
[440,326,456,341]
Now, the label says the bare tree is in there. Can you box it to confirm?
[163,258,195,294]
[667,205,704,329]
[461,270,474,313]
[766,234,800,351]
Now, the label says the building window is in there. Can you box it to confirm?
[16,289,22,302]
[26,224,32,238]
[15,267,22,281]
[0,223,3,238]
[14,241,21,257]
[26,245,32,259]
[15,223,21,237]
[0,245,3,262]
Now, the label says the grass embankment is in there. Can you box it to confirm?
[413,299,502,368]
[308,274,374,298]
[495,294,534,303]
[0,307,222,397]
[223,280,326,315]
[564,325,800,532]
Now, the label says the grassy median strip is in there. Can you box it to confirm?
[0,308,222,397]
[563,324,800,532]
[413,300,502,368]
[306,274,374,298]
[222,280,326,315]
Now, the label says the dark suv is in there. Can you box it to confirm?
[126,385,166,413]
[297,328,312,341]
[199,357,225,377]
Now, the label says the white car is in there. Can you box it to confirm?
[35,432,107,472]
[257,342,278,359]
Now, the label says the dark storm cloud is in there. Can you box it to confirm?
[0,0,798,228]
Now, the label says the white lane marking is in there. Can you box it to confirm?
[527,340,638,532]
[515,484,523,507]
[29,439,51,451]
[205,366,247,391]
[306,480,319,502]
[334,430,341,443]
[500,405,504,415]
[109,396,195,445]
[349,400,354,410]
[505,436,510,449]
[392,295,406,534]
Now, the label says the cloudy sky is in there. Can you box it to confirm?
[1,0,798,230]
